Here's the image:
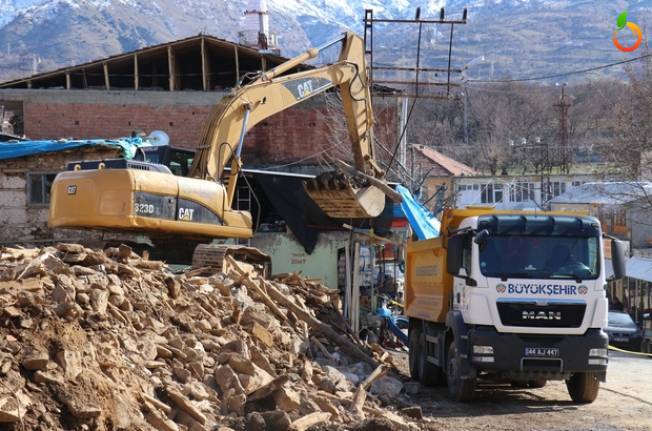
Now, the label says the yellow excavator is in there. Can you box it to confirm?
[48,32,393,265]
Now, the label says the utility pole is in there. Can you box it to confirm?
[463,88,469,146]
[554,83,571,173]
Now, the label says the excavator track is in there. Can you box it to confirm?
[304,171,385,219]
[191,244,272,278]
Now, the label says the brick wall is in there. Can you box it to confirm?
[21,96,399,167]
[0,147,119,244]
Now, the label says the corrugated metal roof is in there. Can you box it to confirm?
[627,256,652,283]
[411,145,477,177]
[550,182,652,205]
[0,34,299,88]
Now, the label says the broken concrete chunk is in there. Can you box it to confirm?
[400,406,423,420]
[0,397,23,423]
[33,370,64,385]
[260,410,292,430]
[251,322,274,348]
[55,350,82,381]
[22,351,50,371]
[370,375,403,399]
[273,386,301,412]
[90,289,109,315]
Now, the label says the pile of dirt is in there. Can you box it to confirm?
[0,244,420,430]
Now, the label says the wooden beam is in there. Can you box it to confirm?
[82,69,88,89]
[167,45,176,91]
[65,72,71,90]
[134,54,139,91]
[234,45,240,87]
[103,62,110,90]
[201,37,209,91]
[261,55,267,72]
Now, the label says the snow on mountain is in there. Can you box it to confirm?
[0,1,651,81]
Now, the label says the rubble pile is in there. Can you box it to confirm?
[0,244,419,430]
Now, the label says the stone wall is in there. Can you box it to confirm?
[0,147,119,244]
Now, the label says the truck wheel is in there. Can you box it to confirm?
[446,343,475,401]
[418,332,443,386]
[528,378,547,389]
[566,372,600,404]
[408,325,421,380]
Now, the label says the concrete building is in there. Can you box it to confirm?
[408,144,477,212]
[453,173,602,210]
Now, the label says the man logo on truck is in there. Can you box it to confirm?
[522,310,562,321]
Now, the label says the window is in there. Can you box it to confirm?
[462,234,472,275]
[481,183,504,203]
[510,182,535,202]
[552,181,566,197]
[28,173,57,205]
[543,181,567,202]
[494,184,504,203]
[481,184,493,203]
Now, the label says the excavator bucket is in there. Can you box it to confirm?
[304,171,386,219]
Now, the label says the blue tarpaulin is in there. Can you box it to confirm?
[0,137,150,161]
[396,184,440,240]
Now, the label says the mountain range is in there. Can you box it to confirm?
[0,0,650,83]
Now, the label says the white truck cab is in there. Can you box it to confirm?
[406,209,627,403]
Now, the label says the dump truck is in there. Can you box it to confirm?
[406,207,627,402]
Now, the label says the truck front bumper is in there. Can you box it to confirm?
[468,327,608,380]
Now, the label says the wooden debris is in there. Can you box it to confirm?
[351,365,389,417]
[0,243,417,430]
[292,412,332,431]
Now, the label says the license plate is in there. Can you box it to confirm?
[613,337,628,342]
[524,347,560,357]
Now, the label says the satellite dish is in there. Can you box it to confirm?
[146,130,170,147]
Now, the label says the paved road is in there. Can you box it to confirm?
[399,351,652,431]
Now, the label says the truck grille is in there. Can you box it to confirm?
[497,301,586,328]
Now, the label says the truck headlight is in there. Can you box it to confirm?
[589,348,607,357]
[473,345,494,355]
[588,358,608,366]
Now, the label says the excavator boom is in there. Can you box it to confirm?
[191,32,387,218]
[48,32,391,246]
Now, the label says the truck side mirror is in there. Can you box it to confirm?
[474,229,490,245]
[611,238,627,280]
[447,234,464,275]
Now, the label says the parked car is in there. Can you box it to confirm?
[641,312,652,354]
[605,311,642,351]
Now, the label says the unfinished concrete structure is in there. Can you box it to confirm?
[0,35,401,168]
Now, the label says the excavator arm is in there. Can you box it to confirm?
[190,32,388,218]
[48,32,392,248]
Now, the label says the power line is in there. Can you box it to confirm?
[469,53,652,84]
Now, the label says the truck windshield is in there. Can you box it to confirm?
[479,235,600,280]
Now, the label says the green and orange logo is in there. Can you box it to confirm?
[613,10,643,52]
